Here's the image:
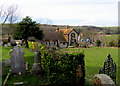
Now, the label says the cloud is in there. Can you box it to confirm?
[0,0,118,26]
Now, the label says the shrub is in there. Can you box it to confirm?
[95,39,101,47]
[38,46,85,86]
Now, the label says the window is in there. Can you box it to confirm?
[44,41,47,45]
[71,33,75,38]
[53,41,56,45]
[63,43,65,45]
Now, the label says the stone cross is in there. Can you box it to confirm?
[10,46,26,74]
[31,52,42,75]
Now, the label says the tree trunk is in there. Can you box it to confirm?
[25,39,29,48]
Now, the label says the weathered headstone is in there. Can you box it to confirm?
[10,37,16,44]
[4,44,8,47]
[31,52,42,75]
[93,74,115,86]
[10,46,26,74]
[4,58,11,66]
[1,41,3,45]
[7,43,11,46]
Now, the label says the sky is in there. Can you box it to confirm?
[0,0,119,26]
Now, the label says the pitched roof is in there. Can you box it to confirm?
[43,31,67,42]
[60,28,73,35]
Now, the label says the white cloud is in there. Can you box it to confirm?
[0,0,118,26]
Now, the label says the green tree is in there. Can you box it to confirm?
[13,16,44,48]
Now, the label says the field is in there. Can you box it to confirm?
[64,47,118,85]
[1,46,119,85]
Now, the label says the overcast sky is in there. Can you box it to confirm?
[1,0,119,26]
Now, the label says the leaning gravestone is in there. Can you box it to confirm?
[93,74,115,86]
[31,52,42,75]
[4,58,11,66]
[10,46,26,74]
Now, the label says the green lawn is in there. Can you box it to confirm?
[64,47,118,85]
[1,46,119,85]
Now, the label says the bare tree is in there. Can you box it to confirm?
[0,4,20,41]
[0,5,19,26]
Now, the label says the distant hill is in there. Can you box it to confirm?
[2,24,119,39]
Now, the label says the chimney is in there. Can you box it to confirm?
[66,25,69,31]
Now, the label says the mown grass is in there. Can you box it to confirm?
[64,47,118,85]
[2,46,119,85]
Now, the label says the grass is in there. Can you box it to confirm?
[1,46,119,85]
[2,46,48,85]
[64,47,118,85]
[1,46,13,61]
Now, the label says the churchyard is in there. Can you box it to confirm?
[1,17,119,85]
[1,44,118,85]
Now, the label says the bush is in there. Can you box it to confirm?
[38,46,85,86]
[109,41,115,47]
[95,39,101,47]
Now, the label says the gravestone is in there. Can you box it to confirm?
[4,58,11,66]
[1,41,3,45]
[31,52,42,75]
[10,37,16,44]
[4,44,8,47]
[93,74,115,86]
[7,43,11,46]
[10,46,26,74]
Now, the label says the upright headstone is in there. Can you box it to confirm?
[4,44,8,47]
[1,41,3,45]
[10,37,16,44]
[4,58,11,66]
[10,46,26,74]
[7,43,11,46]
